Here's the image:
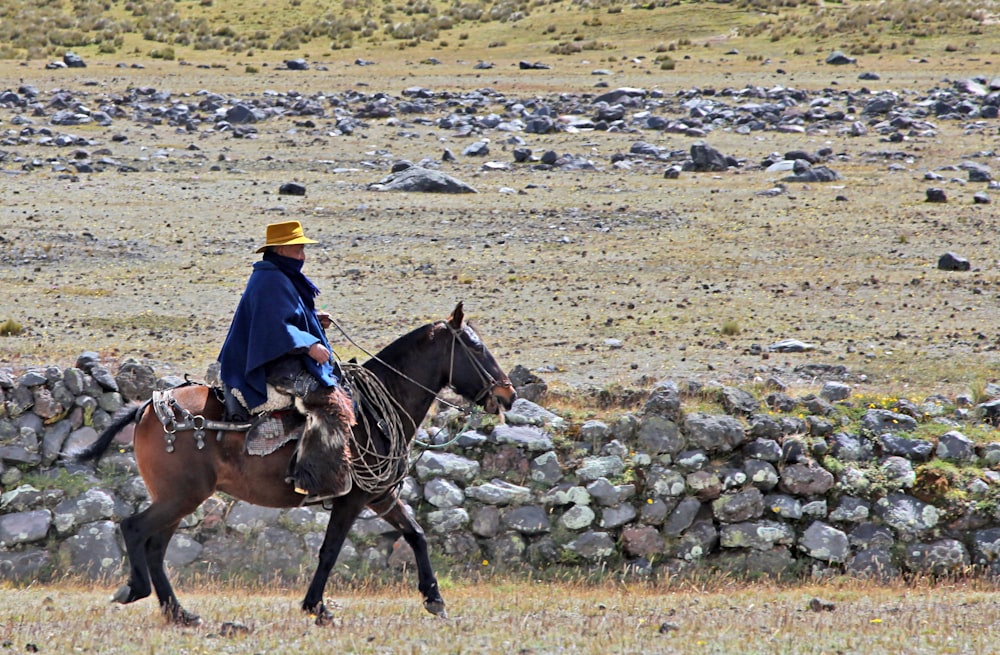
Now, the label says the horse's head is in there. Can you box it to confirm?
[440,302,516,414]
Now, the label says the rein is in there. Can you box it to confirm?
[328,317,506,414]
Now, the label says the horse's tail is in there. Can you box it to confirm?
[74,402,145,463]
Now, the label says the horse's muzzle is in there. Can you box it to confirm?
[483,381,516,414]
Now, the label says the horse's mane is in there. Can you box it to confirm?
[363,321,438,371]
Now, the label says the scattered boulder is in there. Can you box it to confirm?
[938,252,970,271]
[369,166,477,193]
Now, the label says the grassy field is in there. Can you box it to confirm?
[3,579,1000,654]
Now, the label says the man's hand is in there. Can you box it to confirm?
[316,310,332,330]
[308,342,331,364]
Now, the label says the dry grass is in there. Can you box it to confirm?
[3,578,1000,654]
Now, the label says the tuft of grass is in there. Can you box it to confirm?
[720,320,740,336]
[0,318,22,336]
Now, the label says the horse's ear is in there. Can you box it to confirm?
[448,301,465,328]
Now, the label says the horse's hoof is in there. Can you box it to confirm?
[309,603,335,627]
[111,584,132,604]
[424,599,447,618]
[168,607,203,627]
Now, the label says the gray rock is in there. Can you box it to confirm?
[225,501,283,535]
[644,465,686,498]
[540,484,590,507]
[490,424,553,452]
[599,503,637,529]
[0,509,52,547]
[565,530,616,560]
[689,142,730,172]
[423,478,465,508]
[970,528,1000,569]
[826,51,856,65]
[745,438,782,464]
[767,339,814,353]
[686,469,724,501]
[414,451,480,483]
[663,497,702,537]
[874,493,939,540]
[585,478,626,506]
[639,497,677,526]
[254,526,306,580]
[425,507,469,534]
[464,479,531,506]
[880,456,916,489]
[115,359,157,401]
[903,538,969,576]
[720,386,759,416]
[820,381,851,402]
[369,166,477,193]
[828,432,872,461]
[778,462,835,496]
[862,409,918,434]
[0,548,51,581]
[799,521,850,563]
[764,493,802,520]
[41,420,73,465]
[52,488,116,536]
[673,520,718,561]
[165,533,204,567]
[643,380,681,421]
[560,505,596,530]
[505,398,564,428]
[748,415,782,441]
[62,426,99,462]
[90,365,119,392]
[60,520,122,579]
[829,496,870,523]
[849,522,897,549]
[683,413,746,453]
[926,187,948,203]
[622,525,663,558]
[0,485,44,512]
[847,547,899,581]
[482,531,526,564]
[637,415,684,455]
[744,460,780,491]
[936,430,974,462]
[575,455,624,483]
[471,506,501,538]
[878,434,932,461]
[719,519,795,550]
[579,420,610,441]
[712,488,764,523]
[529,451,562,485]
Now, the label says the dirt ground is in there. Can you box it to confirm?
[1,51,999,403]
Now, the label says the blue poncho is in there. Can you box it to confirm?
[218,258,338,409]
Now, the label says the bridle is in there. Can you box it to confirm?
[330,318,510,412]
[443,321,514,412]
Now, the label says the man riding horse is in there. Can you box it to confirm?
[218,220,354,499]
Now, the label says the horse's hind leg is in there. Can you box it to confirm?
[114,501,203,625]
[147,522,202,626]
[379,498,446,617]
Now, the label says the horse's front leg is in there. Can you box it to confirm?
[378,497,446,617]
[303,492,368,625]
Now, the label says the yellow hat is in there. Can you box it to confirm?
[256,221,318,252]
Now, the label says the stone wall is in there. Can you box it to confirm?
[3,354,1000,584]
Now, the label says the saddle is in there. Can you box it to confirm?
[155,383,355,501]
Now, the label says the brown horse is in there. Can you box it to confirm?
[76,303,515,626]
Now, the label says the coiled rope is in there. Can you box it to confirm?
[340,362,414,495]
